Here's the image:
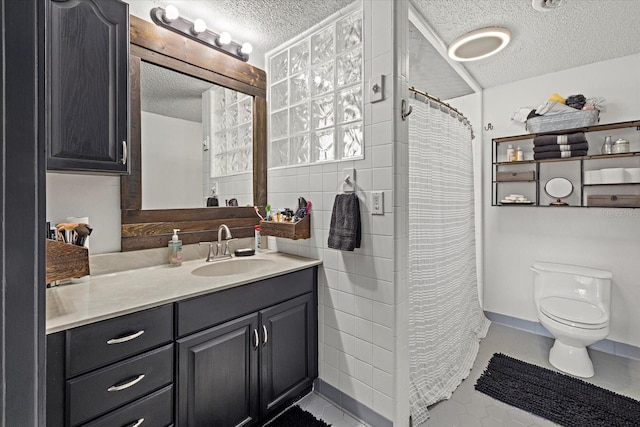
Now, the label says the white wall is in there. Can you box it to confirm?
[46,173,121,254]
[141,112,203,210]
[482,53,640,346]
[266,0,398,422]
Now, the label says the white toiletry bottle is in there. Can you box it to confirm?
[254,225,261,252]
[168,229,183,267]
[516,146,523,161]
[507,144,515,162]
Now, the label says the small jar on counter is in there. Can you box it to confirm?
[516,146,524,161]
[612,138,630,154]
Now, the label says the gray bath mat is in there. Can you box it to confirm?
[475,353,640,427]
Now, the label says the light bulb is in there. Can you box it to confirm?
[217,32,232,46]
[163,5,179,23]
[240,42,253,55]
[192,18,207,35]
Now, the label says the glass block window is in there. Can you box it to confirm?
[206,87,253,177]
[267,8,363,167]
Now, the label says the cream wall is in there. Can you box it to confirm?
[482,53,640,347]
[46,173,121,254]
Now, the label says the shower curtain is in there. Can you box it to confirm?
[407,98,490,424]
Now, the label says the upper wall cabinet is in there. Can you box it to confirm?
[46,0,130,174]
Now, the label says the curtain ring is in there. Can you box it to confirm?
[401,98,413,121]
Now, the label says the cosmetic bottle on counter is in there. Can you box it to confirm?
[254,225,261,252]
[168,229,183,267]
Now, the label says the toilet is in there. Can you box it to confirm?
[532,262,612,378]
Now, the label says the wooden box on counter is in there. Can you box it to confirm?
[46,239,90,284]
[260,215,310,240]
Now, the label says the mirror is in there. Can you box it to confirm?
[140,62,253,210]
[544,177,573,206]
[121,15,267,251]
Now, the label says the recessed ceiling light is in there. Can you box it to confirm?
[447,27,511,62]
[532,0,563,12]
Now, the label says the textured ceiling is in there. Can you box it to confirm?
[141,61,215,122]
[408,21,473,100]
[411,0,640,88]
[131,0,640,112]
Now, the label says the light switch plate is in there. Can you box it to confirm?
[371,191,384,215]
[370,75,385,103]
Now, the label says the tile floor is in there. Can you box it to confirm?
[294,322,640,427]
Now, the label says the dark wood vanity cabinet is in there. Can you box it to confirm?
[177,314,260,427]
[47,267,318,427]
[260,293,317,417]
[176,268,318,426]
[46,305,175,426]
[46,0,130,173]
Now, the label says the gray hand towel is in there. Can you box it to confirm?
[328,193,361,251]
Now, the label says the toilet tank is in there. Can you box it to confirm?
[532,262,612,313]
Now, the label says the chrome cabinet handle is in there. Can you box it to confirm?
[107,330,144,345]
[253,329,259,349]
[262,325,268,345]
[107,374,145,392]
[129,418,145,427]
[121,140,128,165]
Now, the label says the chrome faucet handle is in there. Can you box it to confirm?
[199,241,217,262]
[223,238,239,255]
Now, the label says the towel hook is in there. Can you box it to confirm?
[401,98,413,121]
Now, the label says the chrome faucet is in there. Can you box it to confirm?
[199,224,234,262]
[216,224,232,258]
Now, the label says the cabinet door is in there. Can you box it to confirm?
[260,293,317,418]
[47,0,129,173]
[177,313,259,427]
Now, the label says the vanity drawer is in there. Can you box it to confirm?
[67,344,174,427]
[81,385,173,427]
[67,304,173,377]
[177,268,315,337]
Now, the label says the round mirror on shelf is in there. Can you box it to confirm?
[544,177,573,206]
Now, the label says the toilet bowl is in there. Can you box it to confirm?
[532,262,612,378]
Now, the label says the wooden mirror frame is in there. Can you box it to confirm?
[120,15,267,251]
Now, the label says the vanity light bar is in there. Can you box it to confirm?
[150,7,252,62]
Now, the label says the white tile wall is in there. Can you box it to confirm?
[266,0,399,422]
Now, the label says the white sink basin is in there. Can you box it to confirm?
[191,258,276,277]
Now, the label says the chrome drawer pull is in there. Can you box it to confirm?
[107,330,145,345]
[253,329,259,349]
[129,418,145,427]
[107,374,145,392]
[262,325,268,345]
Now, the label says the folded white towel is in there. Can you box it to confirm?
[535,101,577,116]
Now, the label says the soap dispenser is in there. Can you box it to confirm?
[168,229,183,267]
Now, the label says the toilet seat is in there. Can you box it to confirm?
[540,297,608,329]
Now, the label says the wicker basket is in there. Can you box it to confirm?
[526,109,599,133]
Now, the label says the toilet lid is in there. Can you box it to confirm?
[540,297,607,325]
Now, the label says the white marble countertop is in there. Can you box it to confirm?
[46,250,322,334]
